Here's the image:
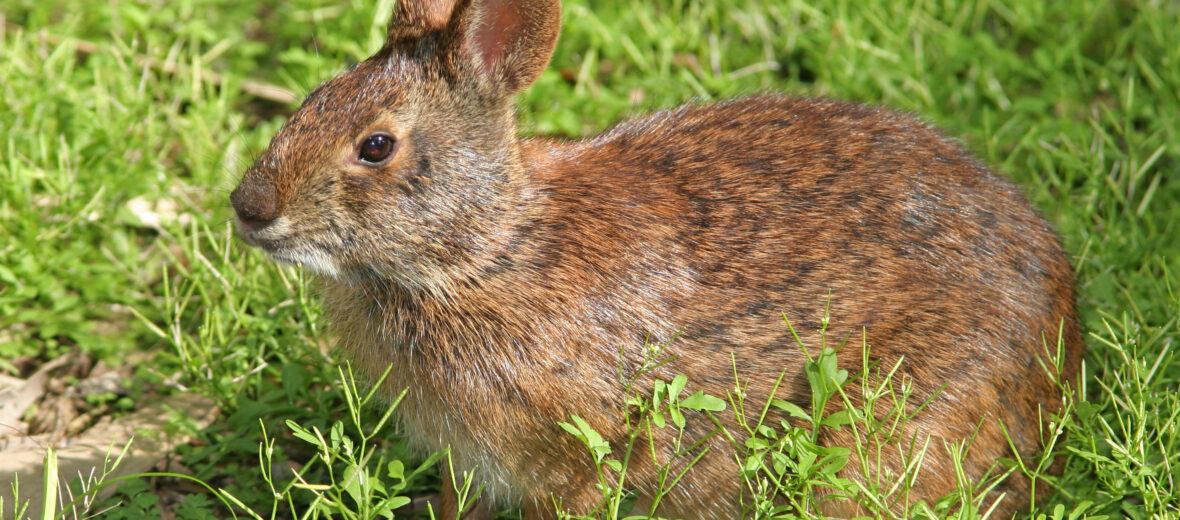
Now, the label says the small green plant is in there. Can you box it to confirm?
[559,337,727,519]
[3,475,30,520]
[1029,502,1107,520]
[8,439,236,520]
[277,363,436,519]
[436,453,485,520]
[42,363,434,520]
[722,301,866,518]
[558,302,1093,520]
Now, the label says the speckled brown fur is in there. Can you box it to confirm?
[229,0,1082,518]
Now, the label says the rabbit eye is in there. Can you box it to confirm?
[358,134,395,163]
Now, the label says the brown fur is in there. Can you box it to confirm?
[229,0,1082,518]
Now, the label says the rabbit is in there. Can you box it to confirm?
[229,0,1082,518]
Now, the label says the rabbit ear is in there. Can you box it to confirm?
[389,0,561,94]
[388,0,456,39]
[459,0,561,93]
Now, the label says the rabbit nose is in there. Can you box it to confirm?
[231,176,280,228]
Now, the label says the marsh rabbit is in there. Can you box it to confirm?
[230,0,1082,517]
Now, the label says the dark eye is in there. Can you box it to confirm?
[358,134,395,163]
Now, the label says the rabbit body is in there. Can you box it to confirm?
[231,0,1081,518]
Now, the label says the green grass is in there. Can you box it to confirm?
[1,0,1178,518]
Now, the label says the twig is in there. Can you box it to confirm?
[5,21,298,104]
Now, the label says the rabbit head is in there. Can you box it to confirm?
[230,0,561,290]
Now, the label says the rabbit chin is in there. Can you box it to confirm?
[267,247,342,279]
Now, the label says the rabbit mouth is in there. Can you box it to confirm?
[266,247,342,278]
[234,215,343,278]
[251,238,343,278]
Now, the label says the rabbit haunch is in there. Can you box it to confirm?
[230,0,1081,518]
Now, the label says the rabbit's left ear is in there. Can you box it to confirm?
[390,0,561,95]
